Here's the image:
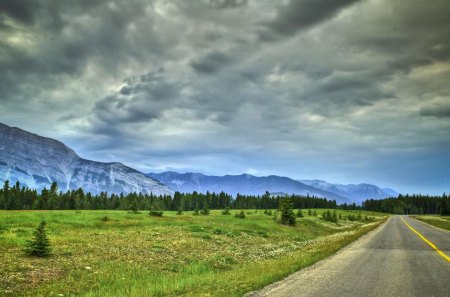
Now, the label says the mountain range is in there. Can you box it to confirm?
[0,122,397,202]
[0,123,171,195]
[299,180,398,204]
[147,172,398,204]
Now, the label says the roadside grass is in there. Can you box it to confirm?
[0,209,387,296]
[412,215,450,231]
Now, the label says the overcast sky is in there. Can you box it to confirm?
[1,0,449,194]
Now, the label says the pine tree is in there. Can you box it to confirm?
[235,210,246,218]
[308,209,312,216]
[25,221,51,257]
[129,197,139,213]
[441,199,450,216]
[193,202,199,216]
[149,204,163,217]
[222,206,231,215]
[200,201,210,215]
[176,207,183,215]
[278,197,296,226]
[332,210,338,223]
[296,208,304,218]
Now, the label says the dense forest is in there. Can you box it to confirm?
[1,180,448,215]
[0,180,337,211]
[362,194,450,215]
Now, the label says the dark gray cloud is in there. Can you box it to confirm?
[420,103,450,118]
[190,51,233,74]
[208,0,248,9]
[259,0,361,40]
[1,0,450,194]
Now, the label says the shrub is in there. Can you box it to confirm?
[222,206,231,215]
[101,216,110,222]
[235,211,246,219]
[176,208,183,215]
[193,203,199,216]
[149,205,163,217]
[200,203,210,215]
[25,221,51,257]
[264,209,273,216]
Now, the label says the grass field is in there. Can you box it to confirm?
[0,209,387,297]
[412,215,450,231]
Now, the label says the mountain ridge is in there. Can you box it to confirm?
[147,171,352,203]
[299,179,398,203]
[0,122,172,195]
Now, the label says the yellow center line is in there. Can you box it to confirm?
[400,216,450,263]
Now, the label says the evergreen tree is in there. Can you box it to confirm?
[200,201,210,215]
[296,208,304,218]
[235,210,246,218]
[308,209,312,216]
[332,210,338,223]
[441,199,450,216]
[176,207,183,215]
[149,204,163,217]
[129,196,139,213]
[278,197,296,226]
[25,221,51,257]
[222,206,231,215]
[193,202,199,215]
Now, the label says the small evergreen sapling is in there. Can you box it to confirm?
[277,198,296,226]
[25,221,51,257]
[235,210,246,218]
[176,207,183,215]
[200,202,210,215]
[222,206,231,215]
[193,203,200,215]
[149,204,163,217]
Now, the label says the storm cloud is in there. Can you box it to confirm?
[1,0,449,194]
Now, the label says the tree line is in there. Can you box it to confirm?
[0,180,337,211]
[362,193,450,215]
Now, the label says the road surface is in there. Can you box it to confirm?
[248,216,450,297]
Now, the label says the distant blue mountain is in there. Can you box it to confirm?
[299,179,398,204]
[147,172,351,204]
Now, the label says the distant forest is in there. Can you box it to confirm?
[0,180,448,215]
[362,194,450,215]
[0,180,337,211]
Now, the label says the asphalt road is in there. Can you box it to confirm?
[248,216,450,297]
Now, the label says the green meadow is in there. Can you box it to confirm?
[413,215,450,231]
[1,209,386,297]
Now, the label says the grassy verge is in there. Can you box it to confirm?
[0,209,386,296]
[412,215,450,231]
